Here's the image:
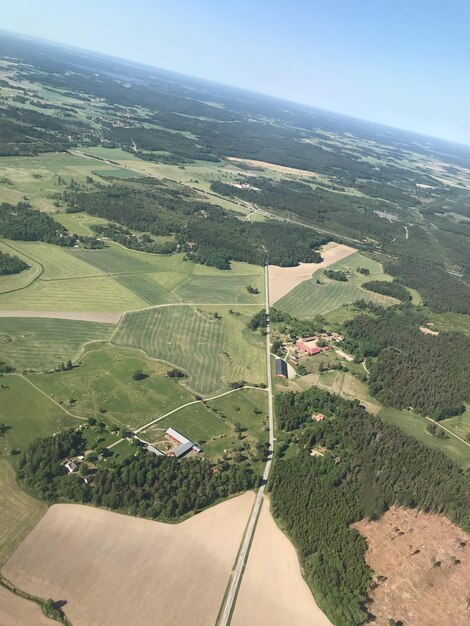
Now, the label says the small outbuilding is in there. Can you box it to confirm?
[64,459,79,474]
[275,358,288,379]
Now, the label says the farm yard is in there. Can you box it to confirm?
[112,305,266,395]
[2,494,256,626]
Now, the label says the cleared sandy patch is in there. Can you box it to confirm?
[354,506,470,625]
[232,498,332,626]
[3,492,255,626]
[269,243,357,304]
[227,157,319,178]
[0,586,56,625]
[420,325,439,336]
[0,311,120,323]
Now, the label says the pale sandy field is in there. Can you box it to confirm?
[268,243,357,304]
[3,493,255,626]
[227,157,319,178]
[0,311,120,323]
[354,507,470,625]
[232,498,332,626]
[0,586,55,626]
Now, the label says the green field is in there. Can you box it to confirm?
[0,459,47,566]
[0,241,41,294]
[275,252,398,318]
[116,273,180,305]
[378,406,470,469]
[0,317,113,370]
[112,305,266,395]
[208,388,269,442]
[0,375,77,451]
[31,343,194,429]
[0,152,128,212]
[174,274,264,304]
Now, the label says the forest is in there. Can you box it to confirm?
[361,279,411,301]
[18,429,256,520]
[385,256,470,314]
[0,249,29,275]
[270,386,470,625]
[91,223,177,254]
[66,183,328,268]
[343,307,470,417]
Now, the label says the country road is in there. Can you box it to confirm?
[217,262,275,626]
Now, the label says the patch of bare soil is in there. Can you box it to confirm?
[2,492,255,626]
[420,326,439,336]
[0,586,55,625]
[353,506,470,625]
[0,311,120,323]
[232,498,332,626]
[269,243,357,304]
[226,157,320,177]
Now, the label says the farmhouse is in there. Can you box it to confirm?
[296,337,329,356]
[165,427,201,459]
[64,459,79,474]
[275,358,288,379]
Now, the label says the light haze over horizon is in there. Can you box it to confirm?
[3,0,470,145]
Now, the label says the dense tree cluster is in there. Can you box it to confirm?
[362,280,411,301]
[343,309,470,417]
[324,269,348,281]
[0,250,29,275]
[385,257,470,314]
[247,310,268,331]
[18,430,256,520]
[270,387,470,625]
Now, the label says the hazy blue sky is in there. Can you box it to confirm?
[3,0,470,143]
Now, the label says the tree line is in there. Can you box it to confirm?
[0,250,29,275]
[362,279,411,302]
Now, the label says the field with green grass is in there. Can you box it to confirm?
[174,274,264,304]
[31,343,194,430]
[0,317,113,370]
[208,388,268,442]
[0,459,47,567]
[112,305,266,395]
[0,375,77,451]
[378,406,470,470]
[0,241,41,295]
[275,252,397,318]
[0,152,128,212]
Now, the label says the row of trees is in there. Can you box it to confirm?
[362,279,411,302]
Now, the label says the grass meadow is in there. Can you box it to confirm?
[31,343,194,430]
[112,305,266,395]
[0,317,113,370]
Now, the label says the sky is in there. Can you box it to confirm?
[3,0,470,144]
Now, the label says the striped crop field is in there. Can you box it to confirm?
[0,459,47,567]
[0,317,114,370]
[275,279,394,319]
[174,274,264,304]
[115,273,180,306]
[0,241,41,294]
[113,305,266,395]
[0,275,146,312]
[3,240,105,280]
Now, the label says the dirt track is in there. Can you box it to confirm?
[231,498,332,626]
[269,243,357,304]
[3,493,255,626]
[0,311,120,323]
[0,586,55,625]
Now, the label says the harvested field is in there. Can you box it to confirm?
[0,586,55,626]
[354,506,470,625]
[3,493,255,626]
[226,157,320,178]
[269,243,356,304]
[232,498,332,626]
